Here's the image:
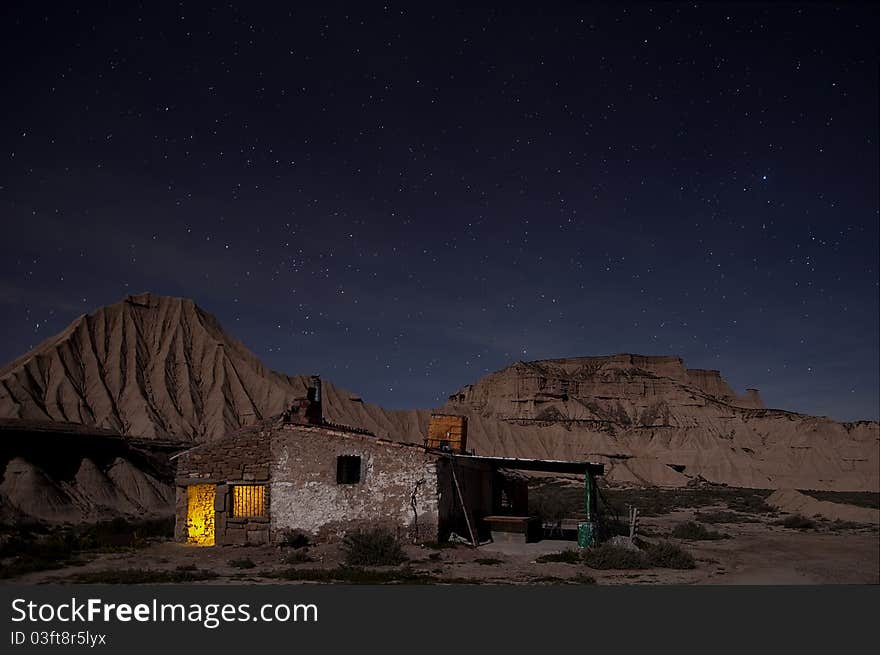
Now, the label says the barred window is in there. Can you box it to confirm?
[232,485,266,517]
[336,455,361,484]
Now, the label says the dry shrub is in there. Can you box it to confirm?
[342,529,406,566]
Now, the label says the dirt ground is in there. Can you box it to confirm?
[5,500,878,585]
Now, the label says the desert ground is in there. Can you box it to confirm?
[3,483,877,585]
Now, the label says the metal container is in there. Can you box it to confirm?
[577,522,595,548]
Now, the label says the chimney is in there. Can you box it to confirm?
[305,375,323,424]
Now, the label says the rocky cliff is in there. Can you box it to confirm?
[441,357,878,491]
[0,293,876,520]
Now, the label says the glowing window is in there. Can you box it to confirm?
[232,485,266,517]
[336,456,361,484]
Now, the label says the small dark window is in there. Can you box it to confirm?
[337,455,361,484]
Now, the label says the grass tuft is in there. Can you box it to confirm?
[643,541,696,569]
[671,521,728,541]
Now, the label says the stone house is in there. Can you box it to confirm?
[172,387,603,547]
[174,420,505,546]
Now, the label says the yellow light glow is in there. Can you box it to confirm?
[232,485,266,517]
[186,484,216,546]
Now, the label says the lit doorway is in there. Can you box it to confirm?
[186,484,216,545]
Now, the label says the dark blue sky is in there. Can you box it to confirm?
[1,3,877,420]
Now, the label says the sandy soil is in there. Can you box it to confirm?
[6,503,877,586]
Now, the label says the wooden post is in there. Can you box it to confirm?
[449,458,477,547]
[584,470,593,522]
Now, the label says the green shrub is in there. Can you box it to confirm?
[278,529,311,549]
[582,542,695,570]
[671,521,727,540]
[283,550,314,565]
[582,544,648,570]
[342,529,406,566]
[535,550,581,564]
[644,541,696,569]
[0,518,175,580]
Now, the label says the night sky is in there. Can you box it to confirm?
[1,3,877,421]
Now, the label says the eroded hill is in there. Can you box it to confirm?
[0,291,876,522]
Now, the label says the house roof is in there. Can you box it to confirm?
[171,417,604,476]
[171,419,429,461]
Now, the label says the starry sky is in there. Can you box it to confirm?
[1,3,877,421]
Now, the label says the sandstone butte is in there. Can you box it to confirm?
[0,293,876,523]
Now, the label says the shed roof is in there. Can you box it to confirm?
[445,453,604,476]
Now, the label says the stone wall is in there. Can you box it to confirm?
[174,425,272,545]
[175,425,271,482]
[270,425,441,542]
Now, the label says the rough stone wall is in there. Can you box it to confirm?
[270,425,440,542]
[174,425,272,545]
[175,425,271,482]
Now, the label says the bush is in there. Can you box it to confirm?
[582,542,696,571]
[582,544,648,570]
[778,514,816,530]
[278,529,311,549]
[0,518,175,580]
[228,558,256,569]
[342,529,406,566]
[671,521,727,541]
[644,541,696,569]
[535,550,581,564]
[283,550,314,565]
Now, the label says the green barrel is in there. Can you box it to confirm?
[577,522,595,548]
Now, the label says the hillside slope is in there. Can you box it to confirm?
[439,357,878,490]
[0,292,315,441]
[0,293,876,494]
